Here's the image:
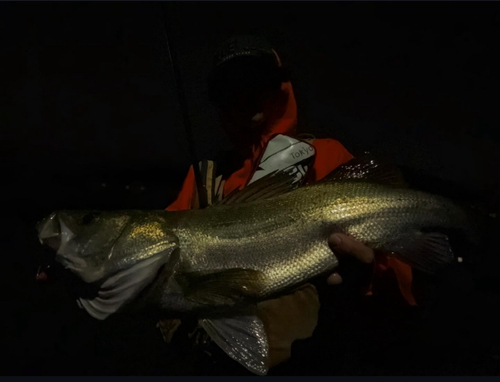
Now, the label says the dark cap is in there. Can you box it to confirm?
[213,35,279,69]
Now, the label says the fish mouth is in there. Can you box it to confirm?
[36,211,134,285]
[37,212,62,251]
[35,212,103,293]
[36,211,82,281]
[36,212,63,282]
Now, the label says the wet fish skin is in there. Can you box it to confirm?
[167,180,470,301]
[38,177,471,316]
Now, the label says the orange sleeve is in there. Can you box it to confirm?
[311,138,354,181]
[166,166,198,211]
[386,257,417,306]
[366,254,417,306]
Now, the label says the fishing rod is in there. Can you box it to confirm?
[160,3,208,209]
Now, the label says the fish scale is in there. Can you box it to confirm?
[170,181,469,299]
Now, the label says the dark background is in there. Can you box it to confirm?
[2,2,500,376]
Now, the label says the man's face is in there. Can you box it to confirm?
[220,86,287,148]
[223,90,268,129]
[210,56,286,140]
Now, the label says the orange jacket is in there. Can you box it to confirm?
[167,80,416,306]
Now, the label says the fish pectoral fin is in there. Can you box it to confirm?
[176,268,267,306]
[387,232,455,274]
[200,314,269,376]
[322,152,408,188]
[157,318,182,343]
[78,247,176,320]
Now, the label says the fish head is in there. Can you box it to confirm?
[37,209,179,282]
[37,210,132,282]
[37,210,179,319]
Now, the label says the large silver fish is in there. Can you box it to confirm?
[36,156,478,375]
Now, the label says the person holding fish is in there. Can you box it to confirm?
[164,35,417,371]
[37,35,470,376]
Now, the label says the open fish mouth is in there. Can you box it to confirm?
[36,213,62,282]
[37,212,84,278]
[37,212,62,251]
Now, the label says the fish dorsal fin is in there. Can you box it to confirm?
[321,152,408,188]
[200,314,269,375]
[211,170,297,207]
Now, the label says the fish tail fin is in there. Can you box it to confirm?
[384,232,456,275]
[443,199,491,267]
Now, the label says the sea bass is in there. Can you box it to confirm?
[36,156,478,375]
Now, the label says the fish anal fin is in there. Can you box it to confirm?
[200,314,269,375]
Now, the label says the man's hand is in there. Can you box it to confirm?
[326,233,374,285]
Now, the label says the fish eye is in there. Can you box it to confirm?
[82,212,100,225]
